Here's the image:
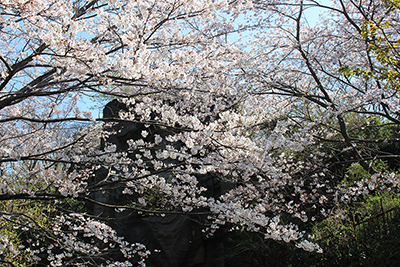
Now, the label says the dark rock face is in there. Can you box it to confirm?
[90,99,224,267]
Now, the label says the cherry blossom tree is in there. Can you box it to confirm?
[248,0,400,168]
[0,0,399,265]
[243,0,400,260]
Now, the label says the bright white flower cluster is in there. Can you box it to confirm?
[296,240,323,253]
[338,172,400,203]
[46,213,150,266]
[97,93,323,252]
[0,235,19,260]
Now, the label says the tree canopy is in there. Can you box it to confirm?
[1,0,400,266]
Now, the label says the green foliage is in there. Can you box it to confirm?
[384,0,400,8]
[218,230,288,267]
[324,112,400,179]
[345,115,394,140]
[0,200,55,266]
[305,191,400,267]
[343,160,392,186]
[140,189,167,209]
[340,1,400,91]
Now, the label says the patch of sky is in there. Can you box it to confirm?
[303,0,333,27]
